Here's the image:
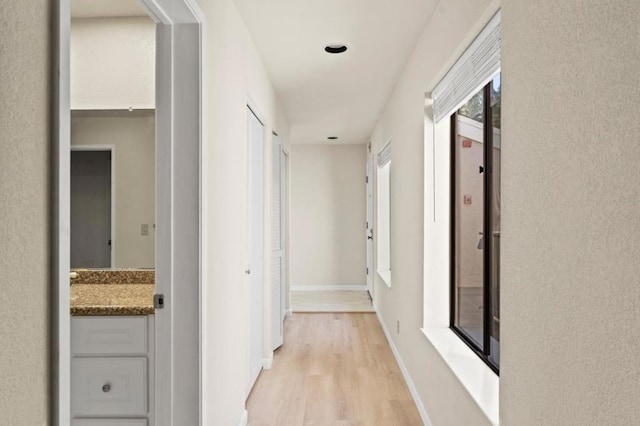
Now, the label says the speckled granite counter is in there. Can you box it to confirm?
[70,283,155,316]
[71,269,154,285]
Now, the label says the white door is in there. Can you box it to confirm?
[366,157,374,297]
[271,135,285,350]
[247,107,265,395]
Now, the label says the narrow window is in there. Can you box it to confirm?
[450,74,501,372]
[377,143,392,286]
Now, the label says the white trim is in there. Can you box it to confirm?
[70,144,116,268]
[377,270,392,289]
[375,307,432,426]
[291,285,368,292]
[247,96,268,128]
[238,409,249,426]
[262,354,273,370]
[53,0,71,423]
[421,328,499,425]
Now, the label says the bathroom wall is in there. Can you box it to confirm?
[71,111,156,268]
[71,16,155,110]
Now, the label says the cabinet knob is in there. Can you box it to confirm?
[102,383,111,393]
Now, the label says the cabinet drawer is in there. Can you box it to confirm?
[72,316,148,355]
[72,357,148,417]
[73,420,147,426]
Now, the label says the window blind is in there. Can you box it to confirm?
[378,142,391,167]
[432,10,501,123]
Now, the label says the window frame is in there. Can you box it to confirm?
[449,81,499,374]
[376,143,392,287]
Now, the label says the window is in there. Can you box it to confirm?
[450,74,501,372]
[377,143,391,286]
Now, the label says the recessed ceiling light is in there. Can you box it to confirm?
[327,136,338,140]
[324,44,348,54]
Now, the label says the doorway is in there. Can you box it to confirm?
[53,0,204,424]
[70,147,114,268]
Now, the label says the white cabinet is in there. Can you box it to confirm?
[73,420,147,426]
[71,316,154,425]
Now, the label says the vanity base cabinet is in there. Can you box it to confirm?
[73,420,147,426]
[71,316,154,426]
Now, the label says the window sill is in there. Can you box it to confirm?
[421,327,499,425]
[377,270,391,288]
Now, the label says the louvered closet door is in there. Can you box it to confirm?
[272,135,285,350]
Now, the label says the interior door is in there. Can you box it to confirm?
[71,150,112,268]
[247,107,265,395]
[366,157,374,297]
[271,134,285,350]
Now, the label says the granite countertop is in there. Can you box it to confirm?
[71,283,155,316]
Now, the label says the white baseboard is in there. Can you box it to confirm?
[291,284,367,292]
[374,305,432,426]
[262,354,273,370]
[285,307,293,316]
[238,409,248,426]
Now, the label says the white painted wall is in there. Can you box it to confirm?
[71,17,155,110]
[501,1,640,424]
[71,112,156,268]
[290,144,367,288]
[197,0,291,424]
[369,0,500,424]
[0,1,50,423]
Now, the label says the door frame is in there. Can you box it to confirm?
[52,0,205,424]
[70,144,116,268]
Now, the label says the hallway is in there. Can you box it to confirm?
[291,291,375,313]
[246,313,422,425]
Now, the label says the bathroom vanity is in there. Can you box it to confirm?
[70,270,155,426]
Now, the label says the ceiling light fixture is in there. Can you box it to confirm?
[324,44,348,54]
[328,136,338,140]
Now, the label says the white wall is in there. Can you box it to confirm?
[0,1,50,423]
[290,144,367,288]
[71,111,156,268]
[71,17,155,110]
[501,1,640,424]
[198,0,291,424]
[369,0,500,424]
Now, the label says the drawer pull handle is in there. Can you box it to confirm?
[102,383,111,393]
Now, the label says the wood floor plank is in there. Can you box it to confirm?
[292,291,376,313]
[246,313,423,426]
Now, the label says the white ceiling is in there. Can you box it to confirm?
[235,0,438,144]
[71,0,148,19]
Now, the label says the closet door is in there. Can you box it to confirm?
[271,135,285,350]
[246,106,265,395]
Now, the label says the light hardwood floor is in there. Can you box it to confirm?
[292,290,375,313]
[246,313,423,425]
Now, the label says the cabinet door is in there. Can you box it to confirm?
[72,316,148,355]
[72,420,147,426]
[72,357,148,417]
